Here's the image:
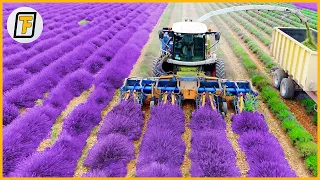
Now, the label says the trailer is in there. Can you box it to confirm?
[270,27,318,102]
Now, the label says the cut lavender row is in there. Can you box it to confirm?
[232,111,296,177]
[189,105,240,177]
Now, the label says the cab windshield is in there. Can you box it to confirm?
[173,33,205,61]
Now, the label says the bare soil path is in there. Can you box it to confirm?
[180,101,194,177]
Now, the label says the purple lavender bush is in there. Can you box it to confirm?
[3,101,19,126]
[136,162,182,177]
[62,103,101,138]
[232,112,296,177]
[98,112,143,141]
[3,107,55,176]
[9,134,84,177]
[248,161,296,177]
[84,134,134,171]
[44,69,93,111]
[136,103,185,177]
[238,131,283,152]
[231,111,268,135]
[138,129,186,166]
[107,98,144,121]
[97,99,144,141]
[86,84,113,109]
[4,68,30,92]
[189,105,226,132]
[189,130,240,177]
[146,103,185,134]
[82,162,127,177]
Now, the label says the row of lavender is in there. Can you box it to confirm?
[83,99,144,177]
[232,111,296,177]
[3,3,153,125]
[189,105,240,177]
[3,3,167,177]
[136,103,186,177]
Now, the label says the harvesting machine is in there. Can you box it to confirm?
[120,5,311,116]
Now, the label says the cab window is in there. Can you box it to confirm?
[173,34,204,61]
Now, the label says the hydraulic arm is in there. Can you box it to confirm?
[197,5,307,24]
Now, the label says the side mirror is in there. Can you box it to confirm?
[159,30,164,39]
[215,33,220,41]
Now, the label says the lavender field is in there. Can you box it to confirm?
[2,2,318,178]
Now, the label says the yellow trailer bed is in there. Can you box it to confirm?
[270,27,317,101]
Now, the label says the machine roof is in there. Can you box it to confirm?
[172,22,208,34]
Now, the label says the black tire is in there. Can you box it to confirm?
[215,59,225,78]
[153,56,166,77]
[273,69,287,89]
[280,78,295,99]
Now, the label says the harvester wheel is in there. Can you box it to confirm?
[215,59,225,78]
[273,69,287,89]
[153,56,167,77]
[280,78,295,99]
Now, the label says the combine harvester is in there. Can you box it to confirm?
[120,5,317,117]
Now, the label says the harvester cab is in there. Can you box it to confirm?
[154,18,225,78]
